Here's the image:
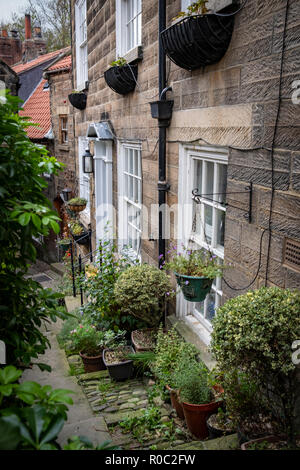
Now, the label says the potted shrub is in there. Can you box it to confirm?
[114,264,173,327]
[68,90,87,110]
[172,353,221,439]
[69,325,125,373]
[206,407,236,439]
[153,328,199,420]
[211,286,300,448]
[104,57,138,95]
[240,435,300,450]
[131,328,158,352]
[164,246,223,302]
[67,197,87,213]
[103,344,135,381]
[161,1,235,71]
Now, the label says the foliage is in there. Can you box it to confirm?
[67,197,87,206]
[56,309,82,347]
[68,322,126,356]
[114,264,173,327]
[164,245,223,278]
[211,287,300,445]
[0,92,68,367]
[128,351,156,374]
[4,0,71,51]
[151,326,198,385]
[0,366,73,450]
[119,406,175,444]
[174,0,209,19]
[171,351,213,405]
[110,56,127,67]
[57,237,71,246]
[81,238,143,332]
[69,221,84,235]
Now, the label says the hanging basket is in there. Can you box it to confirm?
[104,65,138,95]
[161,13,234,71]
[175,272,213,302]
[67,203,87,213]
[68,92,87,110]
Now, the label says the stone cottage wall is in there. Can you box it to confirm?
[71,0,300,300]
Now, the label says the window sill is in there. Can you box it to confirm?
[166,314,216,370]
[123,45,143,64]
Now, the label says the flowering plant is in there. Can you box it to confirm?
[69,322,126,356]
[164,245,223,278]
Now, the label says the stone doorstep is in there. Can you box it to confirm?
[157,433,239,451]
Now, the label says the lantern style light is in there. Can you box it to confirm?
[83,147,94,174]
[62,188,72,202]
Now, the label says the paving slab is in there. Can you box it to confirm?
[65,295,83,313]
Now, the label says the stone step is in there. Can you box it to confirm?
[65,295,83,313]
[51,262,65,276]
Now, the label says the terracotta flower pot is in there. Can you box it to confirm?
[182,400,220,439]
[166,385,185,420]
[131,328,157,352]
[79,351,106,373]
[241,435,288,450]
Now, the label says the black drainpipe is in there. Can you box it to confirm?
[158,0,169,268]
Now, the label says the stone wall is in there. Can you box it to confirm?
[0,59,19,95]
[71,0,300,300]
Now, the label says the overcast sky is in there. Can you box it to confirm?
[0,0,29,24]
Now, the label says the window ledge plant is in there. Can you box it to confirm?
[104,56,138,95]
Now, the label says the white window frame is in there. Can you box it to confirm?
[177,144,228,341]
[116,0,142,57]
[78,136,90,222]
[118,140,142,261]
[75,0,88,90]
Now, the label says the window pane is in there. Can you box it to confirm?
[216,210,225,249]
[206,162,214,200]
[195,159,202,194]
[204,205,213,244]
[205,292,216,322]
[218,164,227,204]
[129,149,134,173]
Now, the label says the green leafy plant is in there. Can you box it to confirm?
[171,351,213,405]
[63,435,121,450]
[69,221,85,235]
[114,264,173,327]
[211,286,300,446]
[151,326,198,385]
[0,366,74,450]
[110,56,127,67]
[81,237,142,331]
[120,406,174,444]
[0,91,67,367]
[164,245,223,278]
[67,197,87,206]
[69,322,126,356]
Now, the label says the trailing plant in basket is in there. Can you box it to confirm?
[211,286,300,447]
[114,264,173,327]
[164,245,223,278]
[110,56,127,67]
[67,197,87,206]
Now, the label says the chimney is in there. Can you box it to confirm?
[33,22,42,38]
[25,14,32,40]
[1,29,8,37]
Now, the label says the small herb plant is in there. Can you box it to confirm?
[69,221,84,235]
[164,245,223,278]
[172,352,213,405]
[110,56,127,67]
[174,0,209,20]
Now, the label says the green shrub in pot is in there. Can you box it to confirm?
[211,286,300,447]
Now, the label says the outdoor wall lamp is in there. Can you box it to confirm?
[61,188,72,202]
[83,147,94,174]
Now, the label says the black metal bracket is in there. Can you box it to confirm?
[158,181,170,191]
[192,183,253,223]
